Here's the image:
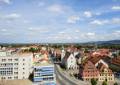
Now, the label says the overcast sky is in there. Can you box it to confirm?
[0,0,120,43]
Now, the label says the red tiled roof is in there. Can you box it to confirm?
[83,61,98,71]
[97,63,113,73]
[89,56,101,65]
[111,57,120,66]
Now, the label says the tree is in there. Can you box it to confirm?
[102,81,107,85]
[91,78,97,85]
[29,47,36,54]
[114,82,118,85]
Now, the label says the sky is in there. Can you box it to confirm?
[0,0,120,43]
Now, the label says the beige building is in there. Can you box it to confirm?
[80,57,115,82]
[98,63,114,82]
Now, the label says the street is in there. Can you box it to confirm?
[55,64,89,85]
[55,64,78,85]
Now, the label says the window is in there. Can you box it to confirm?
[1,77,6,79]
[49,77,54,80]
[8,77,12,79]
[14,68,18,70]
[8,59,12,61]
[14,76,18,79]
[14,63,18,65]
[23,59,25,61]
[14,72,18,74]
[14,58,18,61]
[2,59,6,62]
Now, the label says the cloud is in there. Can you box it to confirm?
[75,29,80,33]
[38,2,45,7]
[55,34,72,40]
[5,13,20,19]
[0,0,11,4]
[112,30,120,37]
[90,18,120,26]
[28,27,49,33]
[1,29,7,32]
[112,6,120,10]
[76,32,96,40]
[115,30,120,33]
[47,4,64,13]
[67,15,80,24]
[23,20,30,24]
[58,31,65,34]
[95,12,101,16]
[0,13,21,21]
[84,11,92,18]
[112,18,120,24]
[86,32,95,36]
[1,32,16,36]
[48,31,79,41]
[113,30,120,34]
[90,20,109,25]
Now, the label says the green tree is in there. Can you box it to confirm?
[102,81,107,85]
[114,82,118,85]
[29,47,36,54]
[91,78,97,85]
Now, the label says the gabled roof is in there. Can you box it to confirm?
[62,51,71,61]
[75,53,81,59]
[97,63,106,71]
[83,60,98,71]
[89,56,101,65]
[97,63,112,73]
[112,57,120,66]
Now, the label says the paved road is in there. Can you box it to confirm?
[115,78,120,85]
[55,64,78,85]
[51,55,88,85]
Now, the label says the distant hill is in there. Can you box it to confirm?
[81,40,120,45]
[0,40,120,45]
[95,40,120,45]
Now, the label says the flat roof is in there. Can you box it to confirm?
[0,52,32,57]
[15,53,33,57]
[33,60,53,66]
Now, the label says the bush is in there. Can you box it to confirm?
[102,81,107,85]
[114,82,118,85]
[91,78,97,85]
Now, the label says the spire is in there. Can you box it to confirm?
[62,45,64,50]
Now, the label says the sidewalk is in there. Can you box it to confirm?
[0,79,32,85]
[63,71,89,85]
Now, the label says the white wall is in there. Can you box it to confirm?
[67,54,77,69]
[0,54,33,80]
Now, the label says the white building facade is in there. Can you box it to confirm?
[0,50,33,80]
[66,53,77,69]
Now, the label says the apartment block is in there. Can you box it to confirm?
[0,50,33,80]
